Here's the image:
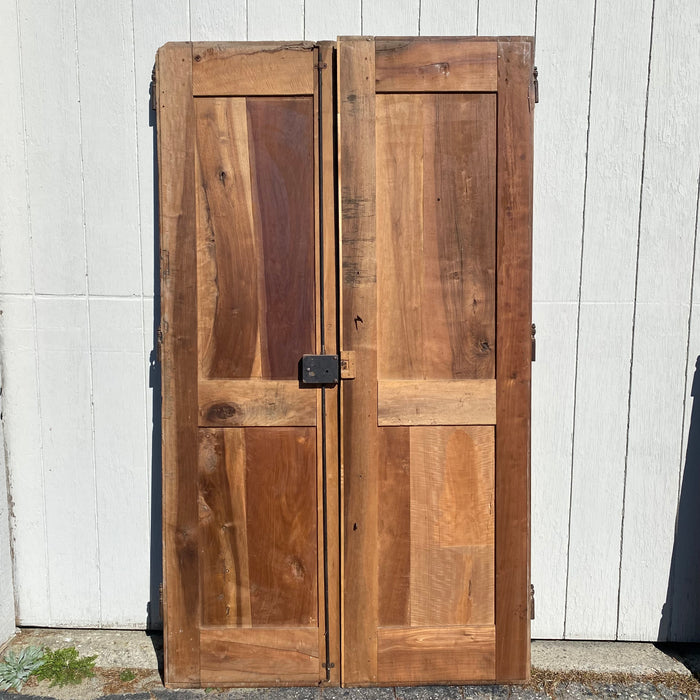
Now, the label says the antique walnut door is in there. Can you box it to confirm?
[158,37,532,688]
[157,42,340,687]
[338,37,533,685]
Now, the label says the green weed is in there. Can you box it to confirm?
[119,668,136,682]
[34,646,97,687]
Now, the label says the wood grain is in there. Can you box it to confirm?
[247,97,316,379]
[494,39,533,682]
[428,94,496,380]
[378,427,411,627]
[200,627,319,685]
[376,93,496,381]
[377,626,495,683]
[338,36,379,686]
[196,97,260,380]
[198,380,316,427]
[318,40,341,686]
[409,427,494,627]
[375,40,497,93]
[192,42,315,96]
[198,429,251,627]
[196,96,315,381]
[377,379,496,426]
[244,428,318,627]
[157,42,200,686]
[376,93,426,379]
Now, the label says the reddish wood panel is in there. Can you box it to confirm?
[196,97,260,379]
[198,427,319,629]
[247,97,316,379]
[244,428,318,627]
[196,96,315,381]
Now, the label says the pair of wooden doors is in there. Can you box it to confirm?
[156,36,533,689]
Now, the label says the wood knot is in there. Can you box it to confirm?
[208,403,237,421]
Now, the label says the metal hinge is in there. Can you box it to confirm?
[322,662,335,669]
[533,66,539,104]
[159,582,164,621]
[150,66,157,111]
[315,61,328,70]
[530,584,535,620]
[531,323,537,362]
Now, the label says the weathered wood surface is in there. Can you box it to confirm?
[198,428,318,629]
[157,42,200,686]
[341,36,524,685]
[376,92,496,382]
[376,626,495,683]
[199,380,317,427]
[200,628,320,685]
[377,380,496,426]
[375,40,497,92]
[494,39,533,682]
[317,40,341,686]
[192,43,315,95]
[338,36,379,685]
[195,95,315,381]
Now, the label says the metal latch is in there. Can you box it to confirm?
[302,355,339,385]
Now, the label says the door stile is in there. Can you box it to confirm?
[337,36,379,686]
[318,40,341,687]
[157,41,201,687]
[494,38,534,682]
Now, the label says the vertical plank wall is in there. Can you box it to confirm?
[0,0,699,641]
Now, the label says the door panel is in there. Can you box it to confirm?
[195,96,315,382]
[198,427,318,629]
[376,92,496,382]
[339,36,533,685]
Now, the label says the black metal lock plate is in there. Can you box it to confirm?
[301,354,339,385]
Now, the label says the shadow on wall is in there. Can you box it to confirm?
[147,72,163,631]
[659,356,700,642]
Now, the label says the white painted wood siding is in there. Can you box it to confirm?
[1,0,699,642]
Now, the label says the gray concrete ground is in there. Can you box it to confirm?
[1,630,699,699]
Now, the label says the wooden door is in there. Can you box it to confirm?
[338,37,533,685]
[157,41,339,687]
[158,36,533,689]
